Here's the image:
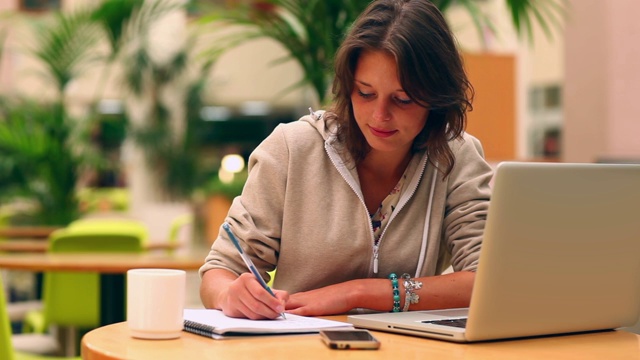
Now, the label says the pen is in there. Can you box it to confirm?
[222,222,286,319]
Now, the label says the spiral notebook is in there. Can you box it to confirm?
[183,309,353,339]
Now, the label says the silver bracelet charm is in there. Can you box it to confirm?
[402,273,423,312]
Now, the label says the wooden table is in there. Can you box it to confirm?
[0,226,60,238]
[0,239,181,253]
[81,316,640,360]
[0,252,206,324]
[0,252,204,273]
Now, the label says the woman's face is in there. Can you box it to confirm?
[351,50,429,157]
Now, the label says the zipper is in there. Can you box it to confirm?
[324,138,430,275]
[372,152,429,274]
[376,152,429,242]
[324,140,377,248]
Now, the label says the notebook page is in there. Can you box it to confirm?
[183,308,353,335]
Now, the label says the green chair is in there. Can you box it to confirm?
[1,275,80,360]
[42,228,144,326]
[0,207,13,241]
[167,214,192,252]
[23,226,144,355]
[66,218,149,247]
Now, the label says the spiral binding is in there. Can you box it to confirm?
[184,320,217,338]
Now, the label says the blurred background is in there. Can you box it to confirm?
[0,0,639,355]
[2,0,638,232]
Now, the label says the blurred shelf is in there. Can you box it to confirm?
[0,227,60,239]
[0,239,181,253]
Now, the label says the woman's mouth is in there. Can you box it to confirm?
[369,126,397,138]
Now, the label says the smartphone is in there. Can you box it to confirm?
[319,329,381,350]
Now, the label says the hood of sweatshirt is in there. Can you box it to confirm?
[300,109,335,142]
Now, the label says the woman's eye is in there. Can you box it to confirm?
[395,97,413,105]
[357,90,374,99]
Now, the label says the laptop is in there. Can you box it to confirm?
[348,162,640,342]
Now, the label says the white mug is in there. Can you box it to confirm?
[127,268,186,339]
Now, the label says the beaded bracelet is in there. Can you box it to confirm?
[402,273,423,312]
[389,273,401,312]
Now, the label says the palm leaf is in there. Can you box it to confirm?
[0,99,87,224]
[122,0,184,40]
[505,0,568,43]
[28,9,104,95]
[90,0,145,57]
[202,0,371,105]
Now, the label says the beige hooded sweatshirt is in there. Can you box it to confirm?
[200,111,493,293]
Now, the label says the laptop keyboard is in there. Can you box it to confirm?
[421,318,468,328]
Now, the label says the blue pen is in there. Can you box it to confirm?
[222,222,286,319]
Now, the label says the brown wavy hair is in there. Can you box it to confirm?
[324,0,474,176]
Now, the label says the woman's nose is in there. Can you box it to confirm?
[372,100,391,122]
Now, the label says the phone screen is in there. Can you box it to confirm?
[322,330,377,341]
[320,330,380,350]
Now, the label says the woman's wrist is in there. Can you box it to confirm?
[200,269,234,309]
[348,278,399,311]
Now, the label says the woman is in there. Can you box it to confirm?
[200,0,492,319]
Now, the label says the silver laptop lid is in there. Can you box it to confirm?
[466,162,640,341]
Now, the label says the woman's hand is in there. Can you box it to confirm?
[285,281,360,316]
[202,270,288,320]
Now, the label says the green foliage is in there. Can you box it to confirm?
[28,9,104,95]
[201,0,371,105]
[167,61,217,198]
[1,1,211,224]
[504,0,567,43]
[90,0,145,57]
[117,0,218,200]
[203,171,248,201]
[201,0,567,105]
[126,50,216,200]
[0,99,96,225]
[432,0,567,45]
[0,6,116,225]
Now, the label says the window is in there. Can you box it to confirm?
[529,84,563,159]
[529,84,562,113]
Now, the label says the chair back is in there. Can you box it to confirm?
[41,228,144,328]
[0,208,11,241]
[167,214,192,251]
[66,218,149,246]
[48,232,143,253]
[1,275,16,360]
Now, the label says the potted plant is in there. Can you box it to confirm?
[0,9,106,225]
[0,1,174,225]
